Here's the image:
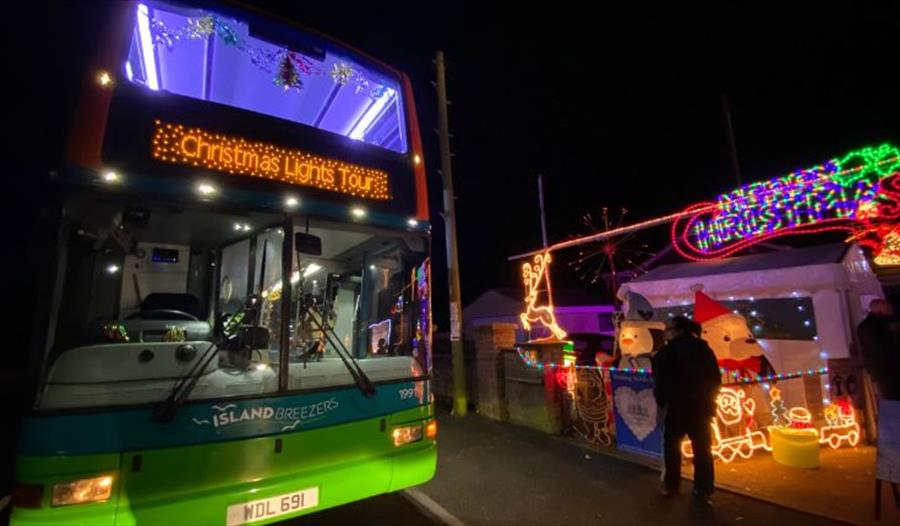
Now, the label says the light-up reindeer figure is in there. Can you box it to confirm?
[520,253,567,340]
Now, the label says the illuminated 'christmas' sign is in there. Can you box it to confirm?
[672,143,900,261]
[151,121,391,200]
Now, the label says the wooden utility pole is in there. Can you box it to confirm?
[721,94,743,186]
[435,51,467,416]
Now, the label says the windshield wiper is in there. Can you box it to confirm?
[299,301,376,397]
[153,342,218,423]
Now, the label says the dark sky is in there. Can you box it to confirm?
[250,1,900,328]
[10,1,900,333]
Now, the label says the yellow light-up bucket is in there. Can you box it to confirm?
[769,426,820,468]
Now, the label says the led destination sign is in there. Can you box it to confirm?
[151,120,391,200]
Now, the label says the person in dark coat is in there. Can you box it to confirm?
[651,316,721,503]
[857,299,900,400]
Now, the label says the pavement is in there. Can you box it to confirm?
[413,407,848,526]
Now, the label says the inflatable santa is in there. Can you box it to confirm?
[693,290,775,378]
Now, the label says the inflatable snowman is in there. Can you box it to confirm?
[616,291,665,370]
[693,290,775,378]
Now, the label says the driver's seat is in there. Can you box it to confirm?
[140,293,204,319]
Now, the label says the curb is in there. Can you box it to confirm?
[401,488,466,526]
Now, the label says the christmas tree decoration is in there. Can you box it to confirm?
[519,253,567,340]
[330,63,354,85]
[768,386,789,427]
[273,53,302,91]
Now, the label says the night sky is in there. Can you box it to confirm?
[10,1,900,334]
[253,1,900,328]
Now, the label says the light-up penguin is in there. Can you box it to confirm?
[615,292,665,370]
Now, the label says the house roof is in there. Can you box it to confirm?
[488,287,607,307]
[631,243,850,283]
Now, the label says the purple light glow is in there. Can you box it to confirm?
[127,1,407,153]
[136,4,159,90]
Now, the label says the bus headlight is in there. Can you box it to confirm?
[51,475,114,506]
[392,425,423,447]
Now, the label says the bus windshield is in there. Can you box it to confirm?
[39,192,430,410]
[126,1,408,153]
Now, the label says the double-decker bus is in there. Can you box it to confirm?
[11,1,435,524]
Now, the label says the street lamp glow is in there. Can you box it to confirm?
[285,196,299,208]
[351,207,366,218]
[106,264,120,274]
[196,183,217,196]
[407,218,419,227]
[413,154,421,165]
[103,170,120,183]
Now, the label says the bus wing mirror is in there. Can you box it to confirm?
[295,233,322,256]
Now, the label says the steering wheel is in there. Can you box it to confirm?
[126,309,199,321]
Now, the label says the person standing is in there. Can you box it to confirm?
[858,298,900,400]
[651,316,721,503]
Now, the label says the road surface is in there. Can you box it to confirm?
[281,491,439,525]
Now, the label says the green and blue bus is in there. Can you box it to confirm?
[12,1,435,524]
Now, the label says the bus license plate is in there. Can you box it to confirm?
[226,487,319,526]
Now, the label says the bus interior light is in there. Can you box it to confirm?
[302,263,322,277]
[285,196,300,208]
[392,425,423,447]
[407,218,419,227]
[103,170,120,183]
[351,207,366,218]
[51,475,114,507]
[349,89,395,140]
